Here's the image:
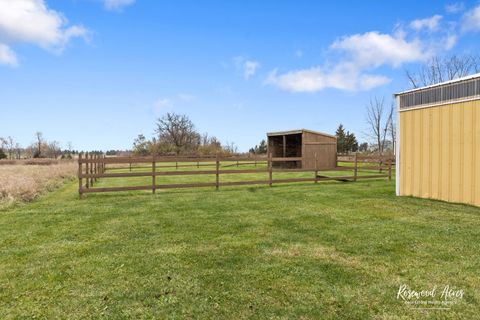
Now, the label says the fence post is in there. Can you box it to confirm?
[388,157,392,181]
[90,153,94,187]
[78,153,83,199]
[354,153,358,182]
[236,160,239,167]
[104,155,107,173]
[197,161,199,168]
[254,159,257,167]
[129,156,132,172]
[85,152,90,189]
[268,153,273,187]
[94,154,97,183]
[314,153,318,184]
[215,154,220,190]
[152,155,156,194]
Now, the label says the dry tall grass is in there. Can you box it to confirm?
[0,161,77,207]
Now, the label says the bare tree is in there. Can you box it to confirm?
[0,137,6,159]
[406,54,480,88]
[388,104,396,155]
[366,97,392,156]
[34,132,44,158]
[48,141,61,159]
[14,143,22,159]
[155,113,200,155]
[223,141,238,154]
[5,136,15,159]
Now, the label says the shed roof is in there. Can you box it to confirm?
[267,129,336,139]
[395,72,480,96]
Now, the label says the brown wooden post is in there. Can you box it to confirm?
[254,159,257,167]
[152,155,156,194]
[129,156,132,172]
[78,153,83,199]
[90,153,94,186]
[314,153,318,184]
[354,152,358,182]
[215,154,220,190]
[85,153,90,189]
[94,154,97,183]
[197,161,199,168]
[388,157,392,181]
[176,161,178,170]
[268,152,273,187]
[378,154,383,173]
[236,160,239,167]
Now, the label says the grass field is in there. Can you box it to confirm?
[1,165,479,319]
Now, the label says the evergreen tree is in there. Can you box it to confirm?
[250,139,267,154]
[345,131,359,153]
[358,142,369,152]
[335,124,347,154]
[256,140,267,154]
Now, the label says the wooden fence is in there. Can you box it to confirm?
[78,153,394,199]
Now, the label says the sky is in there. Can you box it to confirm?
[1,0,480,152]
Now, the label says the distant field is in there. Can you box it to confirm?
[0,160,76,208]
[1,172,479,319]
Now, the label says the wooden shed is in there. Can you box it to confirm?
[395,73,480,207]
[267,129,337,169]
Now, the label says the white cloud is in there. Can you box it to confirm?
[266,31,432,93]
[446,2,465,14]
[177,93,195,102]
[331,31,427,68]
[153,98,173,115]
[444,34,457,50]
[265,64,391,92]
[233,56,260,79]
[155,98,173,109]
[0,43,17,66]
[243,60,260,79]
[410,15,443,31]
[104,0,136,11]
[461,5,480,31]
[294,49,303,58]
[0,0,88,66]
[153,94,195,115]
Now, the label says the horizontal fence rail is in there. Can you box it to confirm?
[78,153,394,198]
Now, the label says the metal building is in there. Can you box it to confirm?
[395,73,480,206]
[267,129,337,170]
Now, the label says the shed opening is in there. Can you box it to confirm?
[267,129,337,170]
[268,133,302,168]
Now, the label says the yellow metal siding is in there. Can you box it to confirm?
[399,100,480,206]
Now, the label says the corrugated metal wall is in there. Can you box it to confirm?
[399,99,480,206]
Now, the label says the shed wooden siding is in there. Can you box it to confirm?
[399,99,480,206]
[302,131,337,169]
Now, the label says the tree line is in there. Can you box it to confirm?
[131,112,238,156]
[0,132,77,160]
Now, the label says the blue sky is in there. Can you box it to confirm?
[1,0,480,151]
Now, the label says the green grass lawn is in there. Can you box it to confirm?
[1,165,479,319]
